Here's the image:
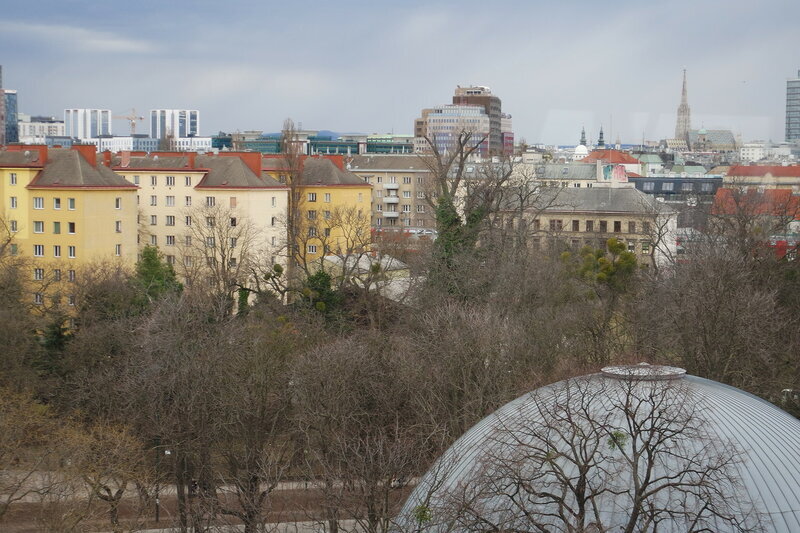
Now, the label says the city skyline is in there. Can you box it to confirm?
[1,0,799,144]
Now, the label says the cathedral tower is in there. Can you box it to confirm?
[674,69,691,141]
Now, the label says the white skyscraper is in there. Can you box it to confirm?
[150,109,200,139]
[64,109,112,138]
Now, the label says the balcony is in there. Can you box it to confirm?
[384,196,399,204]
[383,211,400,218]
[383,182,399,190]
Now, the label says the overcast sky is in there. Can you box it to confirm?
[2,0,799,145]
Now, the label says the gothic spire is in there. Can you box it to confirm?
[675,69,692,141]
[598,126,605,148]
[579,126,587,146]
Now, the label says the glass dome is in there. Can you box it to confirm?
[396,364,800,532]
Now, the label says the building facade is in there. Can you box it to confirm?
[453,85,503,154]
[787,70,800,142]
[64,109,112,139]
[4,90,18,144]
[150,109,200,139]
[414,104,490,155]
[17,114,66,144]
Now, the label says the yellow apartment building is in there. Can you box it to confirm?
[0,144,138,309]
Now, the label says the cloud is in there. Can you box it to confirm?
[0,21,156,54]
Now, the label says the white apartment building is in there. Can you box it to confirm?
[64,109,112,138]
[17,114,66,143]
[150,109,200,139]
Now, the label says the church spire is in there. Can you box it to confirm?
[579,126,587,146]
[598,126,605,148]
[675,69,692,141]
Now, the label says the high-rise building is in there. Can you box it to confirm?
[0,66,6,145]
[150,109,199,139]
[413,104,490,155]
[452,85,503,153]
[64,109,112,138]
[4,90,19,144]
[786,70,800,142]
[675,70,691,141]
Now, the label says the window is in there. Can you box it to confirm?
[185,176,192,186]
[358,193,363,202]
[166,235,175,246]
[308,227,317,237]
[324,193,331,203]
[642,222,651,233]
[166,195,175,207]
[68,222,75,234]
[572,220,579,232]
[166,175,175,187]
[34,293,43,305]
[628,242,636,252]
[68,295,76,306]
[628,221,636,233]
[34,268,44,281]
[185,196,192,206]
[271,216,277,226]
[230,237,237,248]
[33,197,43,209]
[271,196,276,207]
[643,182,654,191]
[418,176,424,184]
[10,197,17,209]
[307,244,317,254]
[115,221,122,233]
[681,182,693,192]
[33,221,44,233]
[53,222,61,234]
[185,235,192,246]
[184,256,193,267]
[403,205,411,212]
[586,220,594,232]
[68,198,75,210]
[228,196,237,208]
[9,173,17,185]
[150,215,157,225]
[308,192,317,202]
[661,182,674,192]
[9,220,17,232]
[115,244,121,256]
[307,210,317,220]
[53,269,61,281]
[150,195,157,206]
[230,217,237,227]
[68,246,76,258]
[115,197,122,209]
[642,242,651,254]
[133,175,140,185]
[206,196,215,207]
[389,176,397,184]
[53,245,61,257]
[206,237,215,247]
[376,190,383,198]
[150,235,157,245]
[229,257,237,267]
[701,182,713,192]
[68,270,76,282]
[324,210,331,219]
[324,227,331,237]
[613,221,622,233]
[53,198,61,209]
[377,204,383,212]
[185,216,192,226]
[403,176,412,184]
[271,236,276,246]
[166,216,175,226]
[166,255,175,265]
[206,216,215,227]
[150,176,157,186]
[403,190,411,198]
[377,176,383,183]
[417,204,425,213]
[599,221,608,232]
[549,219,563,231]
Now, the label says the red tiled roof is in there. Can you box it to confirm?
[627,171,643,178]
[713,188,800,219]
[727,165,800,178]
[581,149,640,165]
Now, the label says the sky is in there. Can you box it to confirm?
[2,0,799,145]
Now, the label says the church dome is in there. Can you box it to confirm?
[396,364,800,532]
[573,144,589,159]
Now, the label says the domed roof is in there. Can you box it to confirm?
[574,144,589,157]
[397,364,800,532]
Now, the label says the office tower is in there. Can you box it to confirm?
[786,70,800,142]
[4,90,18,143]
[64,109,112,138]
[452,86,503,153]
[150,109,200,139]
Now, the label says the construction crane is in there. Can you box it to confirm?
[113,108,145,135]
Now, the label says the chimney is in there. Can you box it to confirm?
[102,150,112,167]
[187,151,196,168]
[72,144,97,167]
[120,151,131,168]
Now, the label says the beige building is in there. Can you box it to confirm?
[109,151,289,284]
[503,186,677,268]
[347,154,435,231]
